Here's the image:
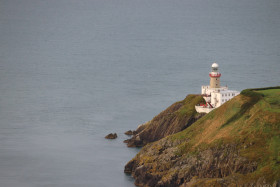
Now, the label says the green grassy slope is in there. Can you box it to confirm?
[125,87,280,186]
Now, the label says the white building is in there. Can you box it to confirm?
[195,63,240,113]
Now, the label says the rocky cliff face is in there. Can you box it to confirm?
[125,87,280,186]
[124,95,205,147]
[125,142,259,187]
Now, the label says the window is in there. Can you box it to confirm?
[222,94,224,97]
[232,93,235,96]
[225,94,227,96]
[222,99,224,102]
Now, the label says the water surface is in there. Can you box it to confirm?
[0,0,279,186]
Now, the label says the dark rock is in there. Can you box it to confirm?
[105,133,117,139]
[125,143,259,187]
[124,160,137,174]
[123,138,143,147]
[124,130,134,136]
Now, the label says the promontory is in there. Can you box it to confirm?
[124,87,280,186]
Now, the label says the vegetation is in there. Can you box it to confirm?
[124,94,205,147]
[125,87,280,186]
[176,94,205,119]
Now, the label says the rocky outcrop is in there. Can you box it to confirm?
[124,87,280,186]
[124,95,205,147]
[124,130,135,136]
[105,133,117,139]
[125,142,258,187]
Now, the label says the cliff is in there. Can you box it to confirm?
[125,87,280,186]
[124,95,205,147]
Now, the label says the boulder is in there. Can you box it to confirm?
[124,130,134,136]
[105,133,117,139]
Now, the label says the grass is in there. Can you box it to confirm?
[132,87,280,185]
[269,136,280,163]
[176,94,205,119]
[174,87,280,184]
[256,88,280,113]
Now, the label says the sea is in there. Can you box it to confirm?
[0,0,279,186]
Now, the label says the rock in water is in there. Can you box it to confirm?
[124,130,134,136]
[105,133,117,139]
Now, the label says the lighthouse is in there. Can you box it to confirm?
[195,62,240,113]
[209,62,221,88]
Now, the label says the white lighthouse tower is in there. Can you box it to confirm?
[209,62,221,88]
[195,62,240,113]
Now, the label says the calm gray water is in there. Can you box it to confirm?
[0,0,279,186]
